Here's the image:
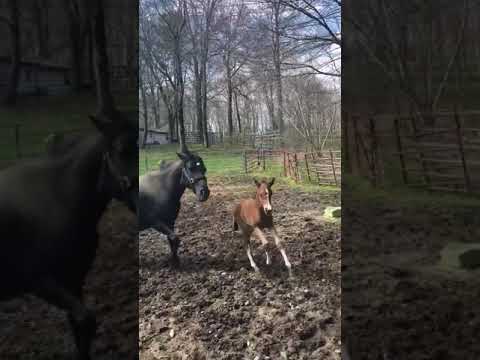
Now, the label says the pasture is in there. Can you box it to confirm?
[139,145,341,359]
[0,93,136,167]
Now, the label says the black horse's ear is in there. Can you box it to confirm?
[90,115,116,138]
[268,177,275,187]
[254,178,260,187]
[177,152,188,161]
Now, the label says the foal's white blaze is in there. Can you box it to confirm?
[264,189,272,213]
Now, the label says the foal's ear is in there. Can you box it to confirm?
[268,177,275,187]
[253,178,260,187]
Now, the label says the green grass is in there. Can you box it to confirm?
[140,144,245,177]
[140,144,340,194]
[0,92,137,163]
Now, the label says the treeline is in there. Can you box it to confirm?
[139,0,341,150]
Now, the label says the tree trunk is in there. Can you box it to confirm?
[4,0,20,107]
[158,83,175,143]
[201,59,209,147]
[174,37,186,150]
[34,0,49,58]
[272,1,284,134]
[226,57,234,137]
[88,0,116,117]
[140,81,148,148]
[234,90,242,133]
[149,83,160,128]
[265,81,276,129]
[67,0,84,92]
[193,58,204,141]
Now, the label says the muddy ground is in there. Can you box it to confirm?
[0,202,138,359]
[139,182,341,360]
[342,195,480,359]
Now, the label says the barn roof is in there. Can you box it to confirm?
[139,128,169,135]
[0,57,70,72]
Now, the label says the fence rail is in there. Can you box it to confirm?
[244,149,341,186]
[185,130,283,150]
[344,110,480,195]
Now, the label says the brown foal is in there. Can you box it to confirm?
[233,178,292,276]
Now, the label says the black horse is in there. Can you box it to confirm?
[43,130,138,213]
[139,149,210,265]
[0,113,137,360]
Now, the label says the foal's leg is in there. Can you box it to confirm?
[34,279,96,360]
[272,227,292,275]
[241,228,259,272]
[253,227,270,265]
[154,221,180,267]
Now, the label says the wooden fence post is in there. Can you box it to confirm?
[305,154,311,182]
[394,118,408,184]
[454,109,471,193]
[293,153,299,182]
[410,115,430,188]
[244,150,248,174]
[287,152,291,178]
[15,123,21,158]
[262,149,266,171]
[283,151,287,177]
[330,150,338,186]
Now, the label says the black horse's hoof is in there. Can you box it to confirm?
[170,257,181,269]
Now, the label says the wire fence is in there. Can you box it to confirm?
[141,145,341,187]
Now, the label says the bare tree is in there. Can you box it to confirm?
[86,0,117,117]
[139,0,340,150]
[140,0,189,148]
[140,77,149,148]
[1,0,20,106]
[343,0,469,125]
[33,0,49,58]
[65,0,89,92]
[216,0,249,137]
[185,0,219,146]
[279,0,341,77]
[271,0,285,133]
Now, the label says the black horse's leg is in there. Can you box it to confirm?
[154,221,180,267]
[34,279,96,360]
[167,234,181,267]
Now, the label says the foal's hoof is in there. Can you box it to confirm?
[288,270,294,279]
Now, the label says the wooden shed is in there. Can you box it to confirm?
[139,128,170,145]
[0,57,71,96]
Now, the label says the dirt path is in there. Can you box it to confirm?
[139,183,341,360]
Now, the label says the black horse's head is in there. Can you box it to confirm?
[177,150,210,202]
[90,113,138,213]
